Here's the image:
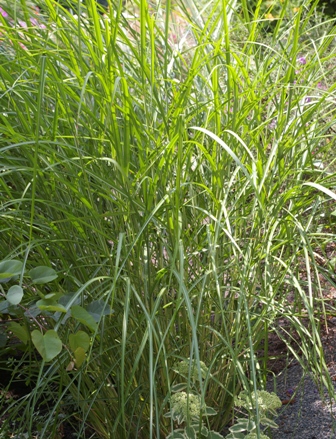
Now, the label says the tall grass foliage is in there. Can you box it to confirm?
[1,0,336,437]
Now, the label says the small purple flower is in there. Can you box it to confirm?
[317,82,327,90]
[19,20,27,29]
[297,56,307,65]
[304,96,312,104]
[0,6,8,18]
[269,119,277,130]
[30,17,46,29]
[30,17,39,26]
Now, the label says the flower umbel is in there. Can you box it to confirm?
[174,359,208,382]
[168,392,202,424]
[235,390,282,416]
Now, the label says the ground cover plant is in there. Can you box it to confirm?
[1,0,336,437]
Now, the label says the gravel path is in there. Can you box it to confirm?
[266,362,336,439]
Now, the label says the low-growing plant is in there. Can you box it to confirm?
[0,258,112,366]
[165,360,223,439]
[225,390,282,439]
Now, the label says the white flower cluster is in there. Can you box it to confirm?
[235,390,282,415]
[174,359,208,382]
[170,392,203,422]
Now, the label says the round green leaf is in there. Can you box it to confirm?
[71,305,97,332]
[29,266,58,284]
[74,347,86,367]
[0,260,23,281]
[69,330,90,353]
[31,329,62,362]
[7,285,23,305]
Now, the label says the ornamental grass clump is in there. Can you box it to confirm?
[1,0,336,438]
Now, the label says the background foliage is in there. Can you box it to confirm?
[0,0,336,438]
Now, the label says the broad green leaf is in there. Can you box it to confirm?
[29,266,58,284]
[224,433,245,439]
[243,419,255,431]
[24,305,41,318]
[69,330,90,353]
[44,292,63,300]
[260,416,279,429]
[31,329,62,362]
[0,260,23,281]
[166,430,185,439]
[175,413,185,425]
[191,423,208,436]
[59,294,81,307]
[0,300,18,316]
[201,425,209,436]
[86,300,114,322]
[53,310,71,324]
[74,346,86,367]
[205,406,217,416]
[207,431,224,439]
[0,301,10,314]
[185,426,196,439]
[229,422,248,433]
[7,285,23,305]
[54,294,81,324]
[36,299,67,313]
[71,305,97,332]
[8,321,29,344]
[171,383,187,392]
